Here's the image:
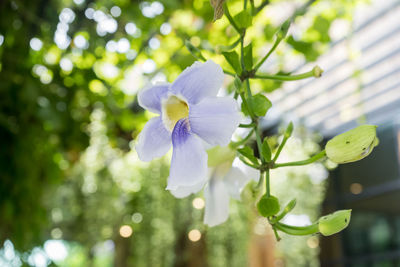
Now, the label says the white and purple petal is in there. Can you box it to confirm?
[189,97,240,146]
[224,167,250,200]
[168,179,207,199]
[204,177,230,227]
[170,60,224,104]
[138,83,169,114]
[166,118,208,194]
[225,158,259,200]
[135,117,171,161]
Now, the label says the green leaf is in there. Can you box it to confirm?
[257,195,280,217]
[318,209,352,236]
[185,40,206,61]
[222,51,241,73]
[261,138,271,162]
[248,94,272,117]
[325,125,378,164]
[234,10,252,28]
[243,43,253,71]
[237,146,259,165]
[286,36,320,62]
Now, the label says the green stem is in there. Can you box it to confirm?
[275,222,319,236]
[253,69,316,81]
[244,78,252,100]
[239,123,255,128]
[230,129,254,148]
[240,30,246,72]
[250,0,255,14]
[253,36,281,72]
[239,91,251,115]
[223,70,235,76]
[254,124,264,163]
[254,0,270,15]
[238,156,260,170]
[273,150,326,168]
[224,3,241,34]
[265,169,270,197]
[218,37,241,52]
[272,226,281,241]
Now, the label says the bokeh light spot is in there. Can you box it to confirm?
[110,6,121,17]
[142,59,156,73]
[73,34,88,49]
[44,240,68,262]
[119,225,133,238]
[307,236,319,248]
[188,229,201,242]
[132,213,143,223]
[60,58,73,72]
[30,37,43,51]
[350,183,363,195]
[192,198,205,209]
[160,23,171,35]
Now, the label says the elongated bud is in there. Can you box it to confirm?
[283,199,296,214]
[325,125,378,163]
[318,210,352,236]
[277,19,291,40]
[271,198,297,223]
[210,0,225,21]
[312,66,323,77]
[284,122,293,138]
[257,195,280,217]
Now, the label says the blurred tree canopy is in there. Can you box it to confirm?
[0,0,366,266]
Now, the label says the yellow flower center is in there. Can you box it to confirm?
[162,95,189,131]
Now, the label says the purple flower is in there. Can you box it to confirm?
[135,60,240,198]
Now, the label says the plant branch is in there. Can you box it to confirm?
[254,66,322,81]
[253,36,281,72]
[239,123,255,128]
[273,150,326,168]
[230,129,255,148]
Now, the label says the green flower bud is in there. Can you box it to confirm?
[325,125,378,163]
[318,209,352,236]
[284,122,293,138]
[257,195,280,217]
[277,20,290,40]
[283,199,296,214]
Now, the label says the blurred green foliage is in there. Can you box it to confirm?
[0,0,365,265]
